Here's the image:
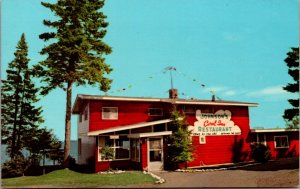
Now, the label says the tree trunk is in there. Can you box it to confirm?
[43,151,46,175]
[11,88,20,159]
[63,81,72,168]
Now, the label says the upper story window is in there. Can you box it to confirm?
[274,136,289,148]
[84,108,88,121]
[79,113,82,122]
[148,108,163,116]
[102,107,118,120]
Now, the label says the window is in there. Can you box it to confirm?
[98,136,130,161]
[84,109,88,120]
[256,133,266,146]
[148,108,163,116]
[274,136,289,148]
[79,113,82,122]
[131,139,140,162]
[183,106,196,114]
[78,138,82,155]
[102,107,118,120]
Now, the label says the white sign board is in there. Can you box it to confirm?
[188,109,241,136]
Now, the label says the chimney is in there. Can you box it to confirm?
[211,94,215,101]
[169,88,178,99]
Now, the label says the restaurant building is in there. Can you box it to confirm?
[72,90,299,172]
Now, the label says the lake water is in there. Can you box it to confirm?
[1,140,78,166]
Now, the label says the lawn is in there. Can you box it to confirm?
[2,169,158,188]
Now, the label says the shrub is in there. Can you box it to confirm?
[250,143,271,163]
[2,156,31,178]
[100,146,114,160]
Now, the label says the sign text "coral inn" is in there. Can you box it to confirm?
[189,109,242,136]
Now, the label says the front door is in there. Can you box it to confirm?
[148,137,163,171]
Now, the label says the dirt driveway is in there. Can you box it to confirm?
[131,157,299,188]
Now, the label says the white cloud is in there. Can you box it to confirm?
[246,85,288,97]
[224,90,236,96]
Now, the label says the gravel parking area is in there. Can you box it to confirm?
[130,157,299,188]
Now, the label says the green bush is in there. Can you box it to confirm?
[2,156,31,178]
[250,143,271,163]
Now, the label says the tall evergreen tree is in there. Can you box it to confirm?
[167,111,193,169]
[1,33,44,159]
[34,0,113,167]
[282,47,299,121]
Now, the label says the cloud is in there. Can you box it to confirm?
[201,86,237,97]
[246,85,288,97]
[224,90,236,96]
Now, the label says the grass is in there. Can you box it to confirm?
[2,169,158,188]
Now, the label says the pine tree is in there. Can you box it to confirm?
[168,110,193,169]
[1,33,44,159]
[34,0,113,168]
[283,47,299,121]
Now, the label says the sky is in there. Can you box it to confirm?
[1,0,299,141]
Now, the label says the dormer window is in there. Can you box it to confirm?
[102,107,118,120]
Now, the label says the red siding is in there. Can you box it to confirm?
[140,138,148,170]
[265,132,299,159]
[89,101,171,132]
[185,106,252,167]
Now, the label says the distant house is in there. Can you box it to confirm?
[250,128,299,159]
[72,89,299,172]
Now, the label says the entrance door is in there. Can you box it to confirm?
[148,137,163,171]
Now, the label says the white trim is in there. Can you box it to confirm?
[148,137,164,171]
[72,94,258,113]
[88,119,172,136]
[80,95,162,102]
[251,129,299,133]
[128,131,172,138]
[274,135,289,149]
[165,100,258,107]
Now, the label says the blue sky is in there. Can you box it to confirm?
[2,0,298,140]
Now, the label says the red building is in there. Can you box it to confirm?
[72,91,299,172]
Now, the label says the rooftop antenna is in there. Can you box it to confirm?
[164,66,176,89]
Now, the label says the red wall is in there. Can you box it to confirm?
[140,138,148,170]
[251,131,299,159]
[89,101,171,132]
[184,106,252,167]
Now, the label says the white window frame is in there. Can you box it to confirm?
[98,136,130,161]
[102,107,118,120]
[274,135,289,149]
[148,108,163,116]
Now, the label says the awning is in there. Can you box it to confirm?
[128,131,172,138]
[88,119,172,136]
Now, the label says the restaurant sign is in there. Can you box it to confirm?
[188,109,241,136]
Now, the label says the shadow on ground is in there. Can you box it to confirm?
[196,157,299,172]
[236,157,299,171]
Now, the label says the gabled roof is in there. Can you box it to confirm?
[72,94,258,114]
